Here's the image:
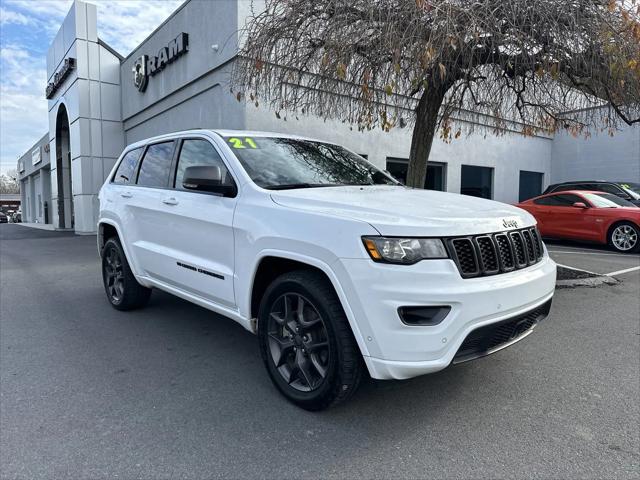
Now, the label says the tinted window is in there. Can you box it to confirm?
[385,158,446,190]
[461,165,493,199]
[519,171,543,201]
[175,139,231,190]
[534,193,583,206]
[224,136,398,189]
[534,196,558,205]
[113,148,143,184]
[586,183,625,196]
[136,142,174,188]
[386,158,408,184]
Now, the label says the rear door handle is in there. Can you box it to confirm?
[120,191,133,198]
[162,197,179,206]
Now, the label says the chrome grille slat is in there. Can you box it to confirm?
[449,227,544,278]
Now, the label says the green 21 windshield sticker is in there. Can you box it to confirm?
[228,137,258,149]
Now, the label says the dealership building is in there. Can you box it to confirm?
[17,0,640,233]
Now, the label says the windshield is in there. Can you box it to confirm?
[619,182,640,199]
[582,192,637,208]
[222,136,399,189]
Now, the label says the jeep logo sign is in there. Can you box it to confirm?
[132,33,189,92]
[502,219,519,229]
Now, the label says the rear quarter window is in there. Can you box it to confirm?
[112,148,143,184]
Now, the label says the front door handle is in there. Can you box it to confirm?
[120,191,133,198]
[162,197,179,206]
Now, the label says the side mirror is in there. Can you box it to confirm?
[182,166,237,197]
[573,202,588,209]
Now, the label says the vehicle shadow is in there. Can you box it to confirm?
[112,288,544,453]
[543,238,614,253]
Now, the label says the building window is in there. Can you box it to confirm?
[519,171,544,201]
[385,158,446,191]
[461,165,493,199]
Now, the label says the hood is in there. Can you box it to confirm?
[270,185,536,236]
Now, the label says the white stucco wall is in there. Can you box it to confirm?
[551,122,640,183]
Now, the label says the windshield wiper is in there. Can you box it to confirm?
[265,183,340,190]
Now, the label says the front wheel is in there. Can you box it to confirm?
[258,270,363,411]
[609,222,639,253]
[102,237,151,310]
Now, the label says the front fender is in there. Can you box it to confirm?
[243,248,371,358]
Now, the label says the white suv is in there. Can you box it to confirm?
[98,129,556,410]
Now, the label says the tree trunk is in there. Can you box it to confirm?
[406,87,446,188]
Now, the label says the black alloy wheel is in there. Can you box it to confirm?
[258,270,363,411]
[101,237,151,310]
[267,293,330,392]
[104,246,125,303]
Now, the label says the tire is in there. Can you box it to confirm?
[258,270,363,411]
[608,222,640,253]
[101,237,151,310]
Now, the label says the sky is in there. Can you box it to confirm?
[0,0,184,174]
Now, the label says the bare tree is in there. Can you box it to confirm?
[233,0,640,187]
[0,169,20,194]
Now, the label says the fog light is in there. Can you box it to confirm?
[398,306,451,326]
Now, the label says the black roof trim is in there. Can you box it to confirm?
[97,38,124,61]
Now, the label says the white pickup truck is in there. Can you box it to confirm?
[98,129,556,410]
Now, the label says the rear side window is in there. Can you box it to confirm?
[112,148,143,184]
[136,142,175,188]
[174,139,231,190]
[534,194,583,206]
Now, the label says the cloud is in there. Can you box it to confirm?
[0,44,49,172]
[5,0,184,55]
[0,6,34,26]
[0,0,183,173]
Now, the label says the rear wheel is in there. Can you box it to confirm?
[609,222,639,253]
[102,237,151,310]
[258,270,363,410]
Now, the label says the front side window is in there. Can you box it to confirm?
[113,148,143,184]
[619,182,640,199]
[136,142,174,188]
[174,139,232,190]
[224,136,398,189]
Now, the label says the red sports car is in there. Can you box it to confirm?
[517,190,640,253]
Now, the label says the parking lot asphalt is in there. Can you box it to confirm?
[545,239,640,278]
[1,223,639,479]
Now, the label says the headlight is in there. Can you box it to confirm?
[362,236,449,264]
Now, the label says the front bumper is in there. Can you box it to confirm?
[334,253,556,380]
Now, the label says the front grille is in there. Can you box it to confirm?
[453,299,552,364]
[447,227,544,278]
